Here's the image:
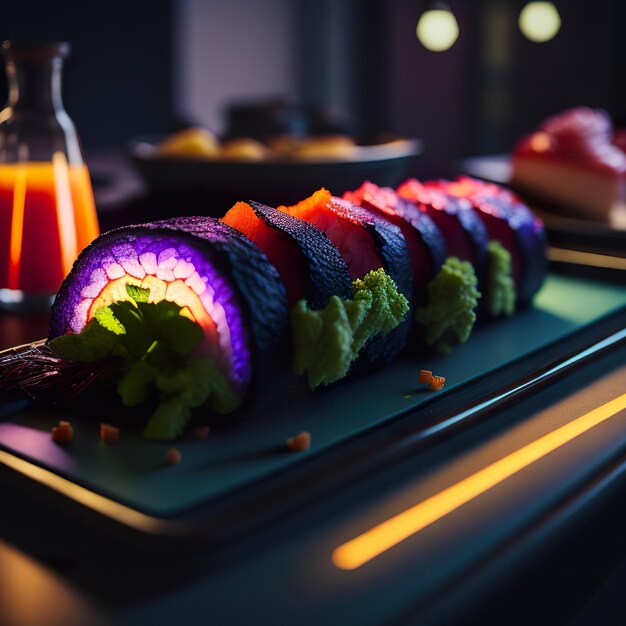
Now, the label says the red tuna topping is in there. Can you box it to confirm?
[278,188,382,281]
[345,181,446,306]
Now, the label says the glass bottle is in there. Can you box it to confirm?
[0,41,99,311]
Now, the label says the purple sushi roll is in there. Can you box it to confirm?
[50,216,288,403]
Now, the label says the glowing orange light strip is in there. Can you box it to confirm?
[0,450,177,535]
[333,392,626,570]
[8,163,27,289]
[548,247,626,272]
[52,151,78,276]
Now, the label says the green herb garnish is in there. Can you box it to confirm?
[291,268,409,389]
[416,257,481,354]
[49,285,240,440]
[486,240,516,317]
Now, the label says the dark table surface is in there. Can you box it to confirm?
[2,317,626,626]
[0,311,48,351]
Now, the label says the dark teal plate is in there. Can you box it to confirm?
[0,274,625,525]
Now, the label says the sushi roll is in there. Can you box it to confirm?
[49,216,289,438]
[221,200,351,309]
[347,181,481,352]
[397,178,489,282]
[344,182,447,308]
[0,176,547,440]
[400,178,527,318]
[427,177,547,307]
[224,197,409,382]
[277,189,411,289]
[277,189,412,365]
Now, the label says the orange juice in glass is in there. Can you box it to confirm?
[0,41,99,310]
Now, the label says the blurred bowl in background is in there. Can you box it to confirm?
[129,135,422,212]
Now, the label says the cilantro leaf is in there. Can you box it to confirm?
[94,306,126,335]
[126,284,150,303]
[49,318,124,362]
[108,300,153,358]
[137,299,181,324]
[154,315,203,354]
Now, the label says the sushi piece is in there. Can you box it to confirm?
[224,196,409,382]
[277,189,412,365]
[347,182,481,353]
[429,177,547,307]
[222,200,351,308]
[49,217,289,438]
[344,182,447,307]
[277,189,410,287]
[397,178,489,277]
[399,178,516,319]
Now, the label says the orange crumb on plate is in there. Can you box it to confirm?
[100,423,120,443]
[418,369,433,385]
[287,431,311,452]
[428,375,446,391]
[52,422,73,444]
[166,448,182,464]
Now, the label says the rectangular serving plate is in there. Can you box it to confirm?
[1,273,625,538]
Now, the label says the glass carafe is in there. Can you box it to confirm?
[0,41,99,311]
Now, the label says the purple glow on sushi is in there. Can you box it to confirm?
[50,233,252,393]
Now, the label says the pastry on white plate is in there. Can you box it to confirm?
[511,107,626,223]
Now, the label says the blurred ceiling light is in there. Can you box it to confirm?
[416,2,459,52]
[518,2,561,42]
